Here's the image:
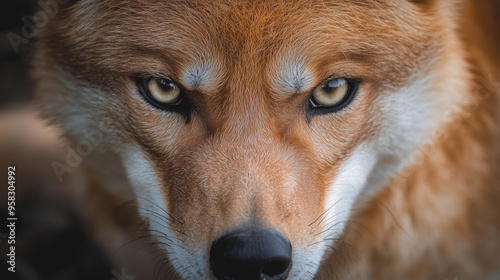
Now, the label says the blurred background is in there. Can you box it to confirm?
[0,0,35,109]
[0,1,499,280]
[0,2,116,279]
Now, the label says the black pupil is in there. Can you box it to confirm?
[156,78,176,91]
[322,79,343,93]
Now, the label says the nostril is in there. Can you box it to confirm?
[210,229,292,280]
[261,258,292,278]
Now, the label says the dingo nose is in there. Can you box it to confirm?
[210,229,293,280]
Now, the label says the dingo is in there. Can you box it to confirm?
[32,0,500,279]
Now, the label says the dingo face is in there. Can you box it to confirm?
[35,0,463,279]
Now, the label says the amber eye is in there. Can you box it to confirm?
[146,77,182,104]
[311,78,350,107]
[136,76,189,116]
[306,77,359,118]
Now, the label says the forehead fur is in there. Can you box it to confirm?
[41,0,439,91]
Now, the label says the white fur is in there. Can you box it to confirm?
[361,73,439,201]
[121,146,211,280]
[319,143,378,257]
[119,144,377,280]
[309,74,438,277]
[181,58,223,93]
[269,55,315,95]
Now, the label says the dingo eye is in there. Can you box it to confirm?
[136,77,189,115]
[308,78,358,114]
[146,77,182,104]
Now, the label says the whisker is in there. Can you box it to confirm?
[315,209,352,236]
[309,198,343,227]
[124,230,179,244]
[134,194,184,225]
[120,204,179,226]
[151,255,169,280]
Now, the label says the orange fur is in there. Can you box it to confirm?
[28,0,500,279]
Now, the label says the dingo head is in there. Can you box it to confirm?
[35,0,467,279]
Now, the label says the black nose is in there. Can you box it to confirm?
[210,229,292,280]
